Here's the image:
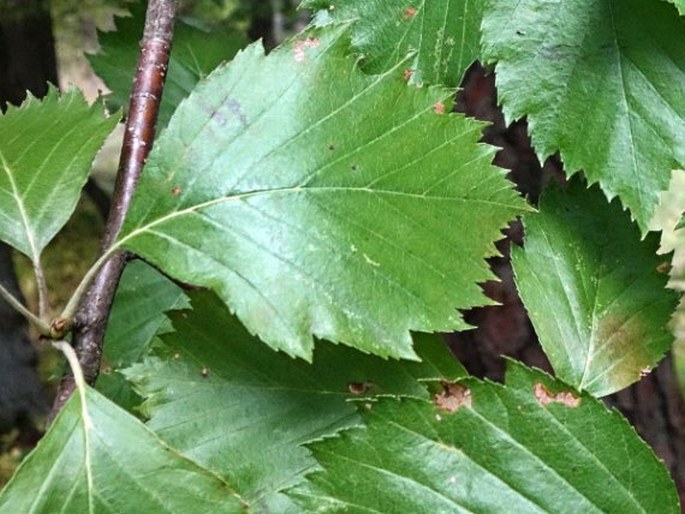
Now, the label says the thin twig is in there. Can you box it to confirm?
[0,281,50,335]
[48,0,179,423]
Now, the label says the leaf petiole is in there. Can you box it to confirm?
[0,281,51,336]
[33,258,49,320]
[59,242,125,324]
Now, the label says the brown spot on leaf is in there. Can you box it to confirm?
[294,37,320,62]
[171,186,182,196]
[403,6,417,19]
[328,143,335,151]
[173,353,181,360]
[403,68,414,81]
[434,382,472,412]
[201,367,209,378]
[348,381,374,395]
[533,382,580,408]
[594,313,649,376]
[433,101,446,115]
[656,261,671,274]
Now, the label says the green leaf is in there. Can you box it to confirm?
[97,260,187,410]
[0,386,245,513]
[124,290,466,512]
[103,260,187,368]
[511,181,679,397]
[90,4,247,129]
[119,25,528,360]
[665,0,685,15]
[481,0,685,232]
[0,88,117,261]
[289,361,680,514]
[302,0,484,87]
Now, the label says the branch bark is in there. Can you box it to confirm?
[49,0,179,422]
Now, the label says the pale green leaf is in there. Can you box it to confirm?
[0,88,117,261]
[481,0,685,232]
[289,361,680,514]
[0,387,245,513]
[124,290,466,512]
[96,260,187,410]
[119,25,528,360]
[512,181,679,397]
[90,4,247,129]
[302,0,484,87]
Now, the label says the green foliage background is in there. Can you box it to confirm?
[1,0,684,509]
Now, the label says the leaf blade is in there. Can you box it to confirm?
[481,0,685,231]
[124,290,466,512]
[303,0,484,87]
[0,387,245,513]
[121,25,528,359]
[511,181,679,396]
[0,88,117,260]
[96,260,187,410]
[289,362,680,514]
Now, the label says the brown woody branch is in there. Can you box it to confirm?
[49,0,179,422]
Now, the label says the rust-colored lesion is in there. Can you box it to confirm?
[434,381,472,412]
[583,311,652,391]
[533,382,580,408]
[348,381,374,395]
[402,6,418,20]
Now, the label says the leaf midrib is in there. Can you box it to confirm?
[0,150,40,261]
[120,185,518,249]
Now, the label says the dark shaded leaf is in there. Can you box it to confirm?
[125,290,466,512]
[90,4,246,129]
